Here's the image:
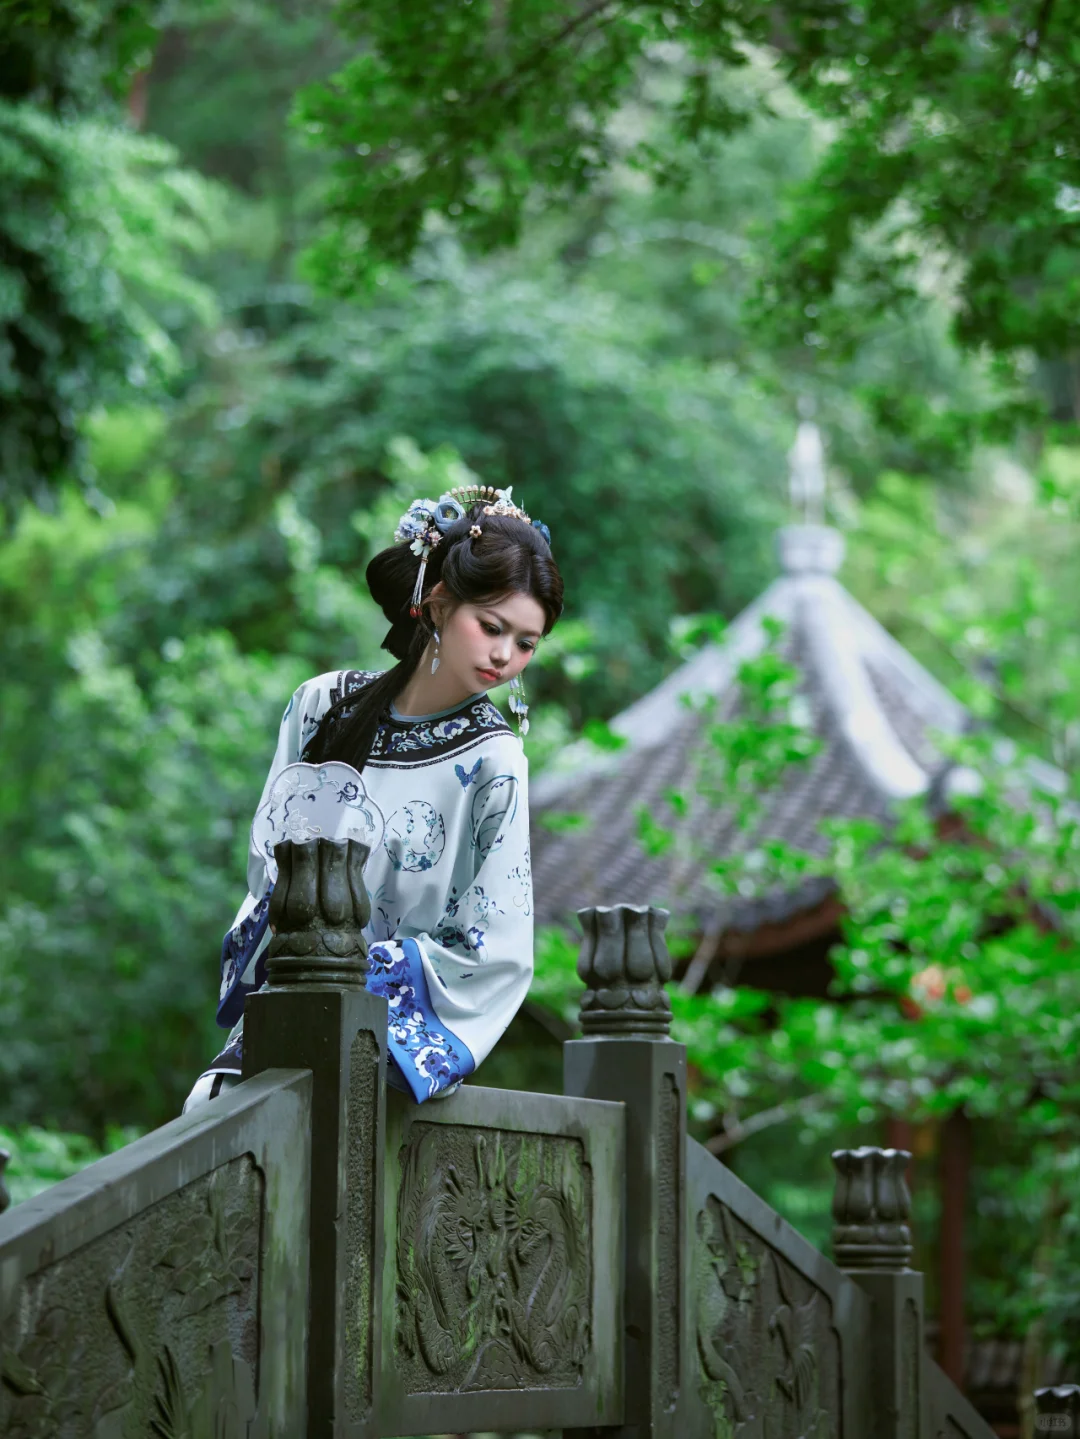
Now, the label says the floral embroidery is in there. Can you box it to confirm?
[436,883,504,958]
[367,698,510,765]
[384,800,446,872]
[217,889,273,1026]
[510,863,533,917]
[365,940,473,1100]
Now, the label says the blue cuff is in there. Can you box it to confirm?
[365,938,474,1102]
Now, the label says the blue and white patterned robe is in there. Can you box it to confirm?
[200,669,533,1103]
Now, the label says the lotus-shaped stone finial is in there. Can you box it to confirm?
[266,838,372,988]
[1035,1385,1080,1432]
[831,1146,913,1269]
[576,904,673,1035]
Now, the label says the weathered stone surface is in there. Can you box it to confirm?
[343,1028,380,1424]
[694,1194,841,1438]
[244,833,386,1439]
[379,1084,623,1437]
[1035,1385,1080,1434]
[266,837,371,987]
[564,936,687,1439]
[0,1157,262,1438]
[900,1294,920,1439]
[656,1071,681,1413]
[831,1146,913,1269]
[576,903,673,1035]
[244,986,387,1439]
[0,1070,311,1439]
[924,1355,999,1438]
[395,1122,592,1393]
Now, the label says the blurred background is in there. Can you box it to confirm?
[3,3,1080,1434]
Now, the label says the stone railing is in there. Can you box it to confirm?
[0,843,1058,1438]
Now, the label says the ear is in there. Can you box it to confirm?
[425,580,450,629]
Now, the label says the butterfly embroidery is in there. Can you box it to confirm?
[455,758,483,789]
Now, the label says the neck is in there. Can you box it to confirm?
[394,641,478,718]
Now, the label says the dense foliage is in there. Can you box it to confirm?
[3,0,1080,1396]
[298,0,1080,383]
[0,1,222,506]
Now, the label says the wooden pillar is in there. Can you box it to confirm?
[885,1118,916,1166]
[939,1107,972,1389]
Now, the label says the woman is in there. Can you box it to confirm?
[182,484,562,1112]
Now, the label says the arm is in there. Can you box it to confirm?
[364,741,533,1102]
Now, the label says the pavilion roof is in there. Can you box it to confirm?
[530,522,972,935]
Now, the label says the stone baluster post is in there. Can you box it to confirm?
[0,1147,10,1215]
[242,837,387,1439]
[831,1146,921,1438]
[1036,1386,1080,1437]
[564,904,686,1439]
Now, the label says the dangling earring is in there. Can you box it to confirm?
[508,673,529,737]
[430,628,441,675]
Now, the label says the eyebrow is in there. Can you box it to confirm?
[479,604,541,638]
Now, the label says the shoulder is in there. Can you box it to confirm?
[300,668,384,705]
[471,723,528,778]
[287,667,382,717]
[283,669,384,754]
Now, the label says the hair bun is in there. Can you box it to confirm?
[366,542,422,626]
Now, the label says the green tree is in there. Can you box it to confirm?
[294,0,1080,393]
[0,0,222,504]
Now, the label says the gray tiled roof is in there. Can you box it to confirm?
[531,525,969,931]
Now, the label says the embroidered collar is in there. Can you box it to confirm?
[330,669,511,768]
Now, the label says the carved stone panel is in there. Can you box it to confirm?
[394,1123,592,1394]
[694,1195,841,1439]
[0,1156,263,1439]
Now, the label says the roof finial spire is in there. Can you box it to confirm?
[788,408,826,525]
[778,410,844,575]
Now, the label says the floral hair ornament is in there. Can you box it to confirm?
[393,495,461,617]
[393,484,552,617]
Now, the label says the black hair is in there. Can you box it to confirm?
[302,507,563,771]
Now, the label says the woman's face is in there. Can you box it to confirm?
[432,587,546,695]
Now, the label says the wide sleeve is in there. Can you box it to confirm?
[216,674,331,1028]
[363,738,533,1103]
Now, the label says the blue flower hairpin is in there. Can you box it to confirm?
[394,484,552,616]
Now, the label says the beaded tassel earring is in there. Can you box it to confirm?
[431,628,441,674]
[508,673,529,737]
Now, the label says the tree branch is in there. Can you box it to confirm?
[705,1092,828,1155]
